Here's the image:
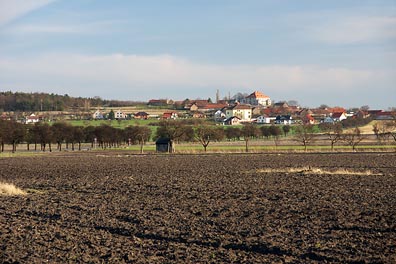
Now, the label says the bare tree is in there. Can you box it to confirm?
[52,122,69,151]
[384,111,396,143]
[372,122,390,144]
[132,126,152,154]
[320,123,343,151]
[0,120,7,152]
[32,123,53,152]
[195,125,224,152]
[269,125,282,149]
[72,126,85,151]
[156,120,188,153]
[343,127,365,151]
[241,123,260,152]
[294,124,315,151]
[282,125,291,137]
[0,120,25,153]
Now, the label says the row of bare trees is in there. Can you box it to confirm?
[1,119,395,153]
[297,123,366,151]
[372,121,396,143]
[155,121,288,152]
[0,121,152,153]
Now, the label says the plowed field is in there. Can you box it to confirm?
[1,153,395,263]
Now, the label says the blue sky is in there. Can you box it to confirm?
[0,0,395,108]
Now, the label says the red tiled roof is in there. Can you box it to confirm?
[200,103,228,110]
[332,112,345,118]
[329,107,346,113]
[229,104,251,110]
[245,91,270,99]
[306,114,314,121]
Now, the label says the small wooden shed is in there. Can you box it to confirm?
[155,138,172,153]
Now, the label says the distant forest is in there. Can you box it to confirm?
[0,91,139,112]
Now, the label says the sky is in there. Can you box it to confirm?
[0,0,395,109]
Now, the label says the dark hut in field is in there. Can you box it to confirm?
[155,138,172,153]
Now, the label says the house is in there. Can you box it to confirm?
[242,91,271,107]
[251,106,264,117]
[162,112,178,119]
[134,112,149,119]
[25,113,41,124]
[322,117,335,124]
[273,102,289,108]
[368,110,383,118]
[188,103,199,111]
[155,138,172,152]
[214,110,226,121]
[224,116,241,125]
[191,111,206,118]
[92,110,104,120]
[354,110,370,119]
[275,115,293,125]
[198,103,228,112]
[332,112,347,122]
[256,115,273,124]
[303,114,315,125]
[225,104,252,120]
[185,100,227,112]
[375,111,395,120]
[115,110,126,120]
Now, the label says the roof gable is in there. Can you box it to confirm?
[246,91,270,99]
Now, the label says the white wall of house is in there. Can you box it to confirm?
[92,110,103,119]
[244,97,271,106]
[226,108,252,120]
[256,116,273,124]
[115,110,126,119]
[25,114,40,124]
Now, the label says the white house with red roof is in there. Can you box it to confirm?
[162,112,178,119]
[242,91,271,107]
[25,113,41,124]
[331,112,347,122]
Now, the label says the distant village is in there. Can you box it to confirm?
[1,90,394,126]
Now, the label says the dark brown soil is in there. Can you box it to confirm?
[1,153,395,263]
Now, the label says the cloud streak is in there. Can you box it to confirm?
[0,0,56,27]
[313,16,396,45]
[290,12,396,45]
[3,19,127,35]
[1,53,394,108]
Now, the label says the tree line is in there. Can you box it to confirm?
[0,120,151,153]
[0,91,140,112]
[1,119,395,153]
[0,120,290,153]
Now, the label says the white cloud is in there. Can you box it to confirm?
[312,16,396,45]
[0,53,394,107]
[9,24,81,34]
[0,0,56,27]
[2,19,127,35]
[289,11,396,45]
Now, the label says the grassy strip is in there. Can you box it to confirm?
[1,142,395,155]
[0,182,27,196]
[257,167,382,176]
